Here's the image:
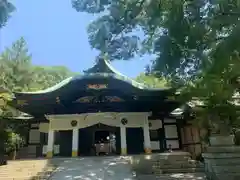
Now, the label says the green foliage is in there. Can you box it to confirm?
[135,73,169,88]
[0,0,15,28]
[0,37,77,92]
[4,131,22,153]
[31,65,77,91]
[73,0,240,132]
[0,37,77,155]
[72,0,240,79]
[0,37,34,92]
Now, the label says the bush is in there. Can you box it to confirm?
[4,131,22,154]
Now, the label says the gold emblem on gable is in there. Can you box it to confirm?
[75,96,93,103]
[105,96,124,102]
[87,84,107,90]
[17,99,28,106]
[56,97,61,104]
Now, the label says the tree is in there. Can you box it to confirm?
[0,37,76,162]
[0,37,77,92]
[72,0,240,134]
[72,0,240,80]
[0,0,15,28]
[31,66,77,91]
[0,37,34,92]
[0,0,15,164]
[135,73,169,88]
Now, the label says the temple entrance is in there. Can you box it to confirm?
[95,130,109,143]
[59,130,73,157]
[93,124,117,156]
[77,123,119,156]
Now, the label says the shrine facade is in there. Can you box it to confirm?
[9,58,184,158]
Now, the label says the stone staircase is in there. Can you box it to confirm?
[16,145,37,159]
[129,152,206,179]
[0,159,56,180]
[152,152,204,175]
[137,173,207,180]
[203,135,240,180]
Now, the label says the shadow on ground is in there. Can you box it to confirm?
[0,158,64,180]
[48,156,135,180]
[29,158,65,180]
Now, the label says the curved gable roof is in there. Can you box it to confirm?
[14,58,172,95]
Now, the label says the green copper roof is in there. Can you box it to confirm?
[15,58,171,95]
[84,57,118,74]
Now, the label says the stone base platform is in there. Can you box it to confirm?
[129,152,204,176]
[0,158,61,180]
[136,173,206,180]
[203,135,240,180]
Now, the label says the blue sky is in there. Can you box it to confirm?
[0,0,150,78]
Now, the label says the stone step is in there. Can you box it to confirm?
[205,158,240,165]
[0,159,54,180]
[157,156,192,162]
[154,161,202,167]
[213,173,240,180]
[212,165,240,174]
[206,146,240,153]
[136,173,207,180]
[203,153,240,159]
[153,160,204,170]
[157,173,207,180]
[154,164,202,169]
[136,174,157,180]
[160,167,204,174]
[15,146,37,159]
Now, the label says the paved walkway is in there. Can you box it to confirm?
[49,156,136,180]
[0,159,56,180]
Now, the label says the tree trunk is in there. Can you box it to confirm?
[9,150,16,160]
[218,122,231,135]
[0,120,7,165]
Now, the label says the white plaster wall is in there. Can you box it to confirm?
[164,125,178,138]
[151,141,160,150]
[42,145,60,154]
[164,118,176,123]
[166,140,179,149]
[149,120,162,130]
[29,129,40,143]
[39,123,49,133]
[31,123,39,128]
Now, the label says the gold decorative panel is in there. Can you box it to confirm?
[17,99,28,106]
[105,96,124,102]
[75,96,94,103]
[87,84,107,90]
[56,97,61,104]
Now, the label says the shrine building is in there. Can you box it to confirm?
[8,58,186,158]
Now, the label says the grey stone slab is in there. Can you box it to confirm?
[136,173,207,180]
[49,156,136,180]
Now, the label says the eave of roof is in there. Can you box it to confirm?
[13,59,175,95]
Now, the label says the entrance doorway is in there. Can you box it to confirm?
[78,124,119,156]
[95,130,109,143]
[94,130,117,155]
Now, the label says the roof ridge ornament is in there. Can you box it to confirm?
[83,53,116,74]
